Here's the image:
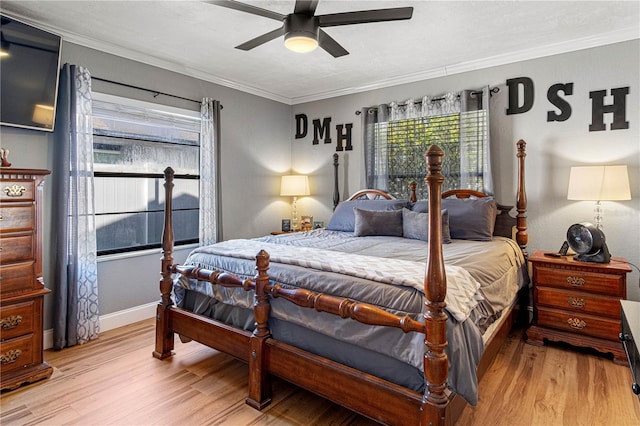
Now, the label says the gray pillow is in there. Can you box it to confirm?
[327,199,409,232]
[353,208,403,237]
[402,208,452,243]
[441,197,498,241]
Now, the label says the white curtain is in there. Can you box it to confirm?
[52,64,99,349]
[199,98,222,245]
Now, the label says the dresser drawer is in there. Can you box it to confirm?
[535,266,624,296]
[0,206,34,233]
[0,300,36,341]
[537,306,620,341]
[536,287,621,319]
[0,180,35,202]
[0,262,36,295]
[0,333,36,373]
[0,234,33,263]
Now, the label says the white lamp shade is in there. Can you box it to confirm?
[567,165,631,201]
[280,175,310,197]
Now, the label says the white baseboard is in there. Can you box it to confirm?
[43,302,157,350]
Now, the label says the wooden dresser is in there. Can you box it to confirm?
[0,167,53,390]
[526,250,631,364]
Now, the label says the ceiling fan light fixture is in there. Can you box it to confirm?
[284,34,318,53]
[284,14,319,53]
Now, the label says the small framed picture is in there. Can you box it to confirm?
[301,215,313,231]
[313,220,324,229]
[281,219,291,232]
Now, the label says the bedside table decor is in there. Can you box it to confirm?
[567,165,631,230]
[526,250,632,364]
[566,222,610,263]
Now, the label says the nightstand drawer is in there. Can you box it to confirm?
[537,306,621,341]
[0,234,33,263]
[0,206,34,233]
[0,334,36,373]
[0,180,35,202]
[535,266,624,296]
[0,261,36,295]
[0,300,36,341]
[537,287,621,319]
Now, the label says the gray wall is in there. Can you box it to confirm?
[1,42,293,328]
[292,40,640,301]
[1,39,638,334]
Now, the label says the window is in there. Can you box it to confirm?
[376,110,487,199]
[367,93,490,201]
[92,93,200,255]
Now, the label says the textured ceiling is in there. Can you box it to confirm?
[1,1,638,104]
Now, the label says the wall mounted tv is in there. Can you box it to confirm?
[1,14,62,132]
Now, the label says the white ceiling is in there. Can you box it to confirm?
[1,1,638,105]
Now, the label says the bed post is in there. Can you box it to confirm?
[153,167,175,360]
[516,140,528,257]
[247,249,272,409]
[421,145,448,426]
[333,153,340,210]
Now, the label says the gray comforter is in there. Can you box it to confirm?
[173,229,527,405]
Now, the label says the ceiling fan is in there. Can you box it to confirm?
[207,0,414,57]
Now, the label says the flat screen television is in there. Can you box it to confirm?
[1,14,62,132]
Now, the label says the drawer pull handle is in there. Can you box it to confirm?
[568,317,587,329]
[567,276,585,287]
[1,315,23,330]
[567,297,585,308]
[0,349,23,365]
[3,184,27,197]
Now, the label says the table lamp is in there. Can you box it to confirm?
[567,165,631,229]
[280,175,310,231]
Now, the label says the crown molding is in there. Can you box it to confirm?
[291,27,639,104]
[7,12,638,106]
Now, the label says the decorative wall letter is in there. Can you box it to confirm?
[335,123,353,151]
[312,117,332,145]
[589,87,630,131]
[547,83,573,122]
[506,77,535,115]
[295,114,308,139]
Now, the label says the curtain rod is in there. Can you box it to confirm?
[354,87,499,115]
[92,76,218,107]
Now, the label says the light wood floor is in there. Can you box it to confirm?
[2,319,639,425]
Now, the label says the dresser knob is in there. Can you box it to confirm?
[567,297,585,308]
[568,317,587,329]
[0,315,22,330]
[567,276,585,287]
[3,184,27,197]
[0,349,22,365]
[633,383,640,395]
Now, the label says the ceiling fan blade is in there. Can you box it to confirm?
[318,29,348,58]
[206,0,285,21]
[318,7,413,27]
[294,0,319,16]
[235,26,285,51]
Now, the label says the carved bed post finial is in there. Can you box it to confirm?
[516,140,528,257]
[410,181,417,203]
[153,166,176,360]
[247,249,273,410]
[421,145,448,426]
[333,153,340,210]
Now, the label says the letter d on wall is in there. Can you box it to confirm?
[506,77,534,115]
[295,114,308,139]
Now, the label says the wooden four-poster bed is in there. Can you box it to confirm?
[153,140,529,425]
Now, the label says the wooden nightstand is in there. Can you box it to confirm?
[526,250,631,364]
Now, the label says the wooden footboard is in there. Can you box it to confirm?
[154,141,528,425]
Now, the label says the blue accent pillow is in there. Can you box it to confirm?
[402,208,452,243]
[327,199,410,232]
[353,208,403,237]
